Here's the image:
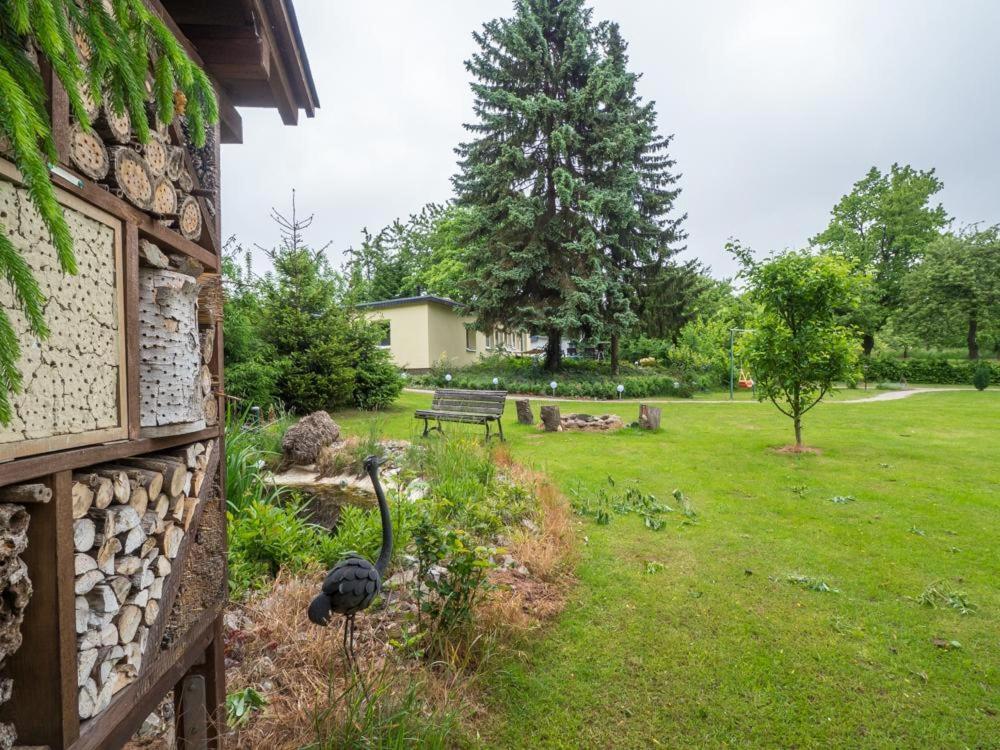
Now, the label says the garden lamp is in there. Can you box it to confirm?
[616,384,624,399]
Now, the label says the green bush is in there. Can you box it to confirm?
[864,355,1000,385]
[225,358,286,408]
[973,361,991,390]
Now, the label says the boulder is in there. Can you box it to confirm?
[281,411,341,465]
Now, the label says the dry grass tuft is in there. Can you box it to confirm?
[225,453,576,747]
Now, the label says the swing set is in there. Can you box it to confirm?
[729,327,756,400]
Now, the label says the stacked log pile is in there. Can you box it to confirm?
[65,50,213,241]
[0,494,33,750]
[72,440,215,720]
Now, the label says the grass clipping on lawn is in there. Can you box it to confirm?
[225,450,576,749]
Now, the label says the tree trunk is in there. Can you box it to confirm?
[638,404,661,430]
[967,317,979,360]
[862,332,875,357]
[545,328,562,372]
[610,334,620,376]
[540,405,561,432]
[794,415,803,447]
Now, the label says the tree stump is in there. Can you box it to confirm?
[540,405,561,432]
[638,404,662,430]
[515,399,534,425]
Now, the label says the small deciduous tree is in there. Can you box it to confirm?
[737,248,865,449]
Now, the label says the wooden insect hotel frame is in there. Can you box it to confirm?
[0,2,317,748]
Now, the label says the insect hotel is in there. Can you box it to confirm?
[0,2,317,748]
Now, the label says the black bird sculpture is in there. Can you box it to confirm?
[308,454,393,666]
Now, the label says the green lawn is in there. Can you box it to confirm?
[331,390,1000,749]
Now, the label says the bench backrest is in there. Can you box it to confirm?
[431,389,507,417]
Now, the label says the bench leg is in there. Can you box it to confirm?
[422,417,430,437]
[485,421,491,441]
[497,418,504,442]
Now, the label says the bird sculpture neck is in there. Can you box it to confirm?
[365,457,393,575]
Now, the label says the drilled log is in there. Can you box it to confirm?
[150,175,178,218]
[69,122,110,181]
[106,145,153,209]
[141,133,168,177]
[97,94,131,144]
[0,484,50,505]
[175,193,202,240]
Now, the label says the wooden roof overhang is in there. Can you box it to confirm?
[153,0,320,143]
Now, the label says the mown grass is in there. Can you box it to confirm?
[330,389,1000,748]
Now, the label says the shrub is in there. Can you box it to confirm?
[973,360,991,390]
[225,358,286,408]
[865,355,1000,385]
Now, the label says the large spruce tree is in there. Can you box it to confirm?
[454,0,603,371]
[584,22,684,373]
[454,2,683,371]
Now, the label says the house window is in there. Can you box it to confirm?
[377,321,390,347]
[465,326,476,352]
[485,330,494,350]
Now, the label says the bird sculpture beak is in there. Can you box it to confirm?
[363,454,385,471]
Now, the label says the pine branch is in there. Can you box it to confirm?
[0,0,218,425]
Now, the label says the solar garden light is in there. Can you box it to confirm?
[549,380,558,397]
[445,373,452,382]
[616,383,625,399]
[492,376,500,388]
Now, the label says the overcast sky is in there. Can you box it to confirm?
[220,0,1000,280]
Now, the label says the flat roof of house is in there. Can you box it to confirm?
[356,295,461,311]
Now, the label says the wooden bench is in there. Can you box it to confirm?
[415,389,507,441]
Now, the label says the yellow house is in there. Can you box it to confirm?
[358,295,530,371]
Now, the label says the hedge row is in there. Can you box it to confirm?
[410,373,694,399]
[863,356,1000,385]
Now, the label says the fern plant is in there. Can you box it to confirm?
[0,0,218,424]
